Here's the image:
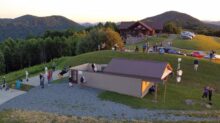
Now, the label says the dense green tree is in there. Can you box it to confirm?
[163,22,182,34]
[104,22,118,32]
[76,29,105,54]
[76,28,123,54]
[0,26,123,74]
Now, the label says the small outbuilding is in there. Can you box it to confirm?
[70,58,173,98]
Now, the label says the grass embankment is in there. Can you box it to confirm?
[0,59,66,89]
[0,110,129,123]
[1,50,220,110]
[173,35,220,51]
[126,35,167,50]
[0,110,218,123]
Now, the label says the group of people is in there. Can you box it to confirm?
[39,67,53,89]
[38,64,71,89]
[134,41,165,53]
[202,86,214,105]
[142,42,149,53]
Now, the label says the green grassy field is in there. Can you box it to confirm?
[173,35,220,51]
[1,50,220,110]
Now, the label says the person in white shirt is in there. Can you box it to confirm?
[45,67,48,76]
[25,70,29,82]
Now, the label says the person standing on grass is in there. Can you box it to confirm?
[208,87,213,105]
[52,61,56,71]
[25,70,29,82]
[135,46,139,52]
[209,51,214,61]
[202,86,209,99]
[146,42,149,53]
[0,76,6,90]
[193,59,199,71]
[98,44,101,51]
[142,43,146,53]
[2,76,6,88]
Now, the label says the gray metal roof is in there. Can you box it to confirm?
[104,58,172,82]
[118,21,163,30]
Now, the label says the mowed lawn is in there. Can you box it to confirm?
[173,35,220,51]
[2,50,220,110]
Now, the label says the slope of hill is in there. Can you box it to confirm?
[2,50,220,110]
[142,11,220,31]
[173,34,220,51]
[0,15,83,41]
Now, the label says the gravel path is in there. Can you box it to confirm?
[0,89,26,105]
[0,83,218,121]
[22,70,68,86]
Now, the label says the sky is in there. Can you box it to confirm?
[0,0,220,23]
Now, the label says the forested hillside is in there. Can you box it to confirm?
[0,22,122,74]
[0,15,83,41]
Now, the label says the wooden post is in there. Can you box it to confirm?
[163,81,167,103]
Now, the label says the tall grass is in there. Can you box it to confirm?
[173,35,220,51]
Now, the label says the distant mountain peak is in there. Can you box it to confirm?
[15,14,37,19]
[0,15,83,41]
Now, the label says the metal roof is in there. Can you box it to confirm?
[104,58,172,82]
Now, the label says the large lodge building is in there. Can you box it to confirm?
[118,21,163,40]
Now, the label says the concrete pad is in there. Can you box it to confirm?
[0,89,26,105]
[22,70,68,87]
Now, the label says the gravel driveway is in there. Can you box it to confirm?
[0,83,217,121]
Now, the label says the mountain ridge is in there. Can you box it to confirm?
[141,11,220,31]
[0,15,83,41]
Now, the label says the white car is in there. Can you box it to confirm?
[181,31,195,39]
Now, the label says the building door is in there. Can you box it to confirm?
[71,70,78,84]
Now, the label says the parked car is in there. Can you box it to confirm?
[191,51,206,58]
[148,47,154,52]
[157,47,184,55]
[167,49,179,54]
[180,31,195,40]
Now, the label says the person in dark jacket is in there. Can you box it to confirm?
[1,76,6,88]
[39,74,44,89]
[202,86,209,99]
[135,46,139,52]
[208,88,213,105]
[142,44,146,53]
